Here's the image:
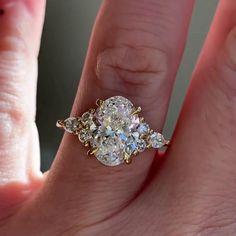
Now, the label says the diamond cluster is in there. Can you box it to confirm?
[62,96,167,166]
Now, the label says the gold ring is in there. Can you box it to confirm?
[57,96,169,166]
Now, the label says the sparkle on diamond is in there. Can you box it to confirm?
[71,96,166,166]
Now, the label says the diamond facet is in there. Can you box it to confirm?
[137,123,150,134]
[92,96,134,166]
[78,129,92,143]
[81,112,93,125]
[149,132,166,148]
[58,96,169,166]
[64,117,79,133]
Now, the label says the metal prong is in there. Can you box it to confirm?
[139,117,145,122]
[140,134,147,139]
[124,152,132,164]
[89,108,96,114]
[131,106,142,116]
[164,140,170,146]
[56,120,65,128]
[87,148,98,156]
[133,150,139,156]
[84,141,90,147]
[96,99,104,107]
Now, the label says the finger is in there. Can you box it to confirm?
[142,0,236,231]
[41,0,195,227]
[0,0,46,185]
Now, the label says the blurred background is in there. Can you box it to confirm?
[37,0,218,171]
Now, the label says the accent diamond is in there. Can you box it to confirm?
[137,123,150,134]
[149,132,166,148]
[64,117,79,134]
[78,129,92,143]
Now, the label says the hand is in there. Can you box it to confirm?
[1,0,236,235]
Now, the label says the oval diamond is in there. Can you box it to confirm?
[92,96,136,166]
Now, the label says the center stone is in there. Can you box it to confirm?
[91,96,142,166]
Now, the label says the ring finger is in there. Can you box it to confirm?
[39,0,195,228]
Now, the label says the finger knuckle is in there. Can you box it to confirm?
[96,42,169,109]
[0,94,29,149]
[96,43,168,80]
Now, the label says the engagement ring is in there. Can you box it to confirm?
[57,96,169,166]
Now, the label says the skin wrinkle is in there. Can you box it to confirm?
[95,45,169,102]
[0,4,33,152]
[206,69,236,139]
[160,190,236,235]
[0,4,32,52]
[106,0,174,32]
[104,26,171,53]
[182,65,236,161]
[97,45,168,72]
[116,6,175,38]
[0,0,44,186]
[93,39,171,129]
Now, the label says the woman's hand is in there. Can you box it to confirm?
[1,0,236,235]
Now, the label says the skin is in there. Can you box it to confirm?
[0,0,236,235]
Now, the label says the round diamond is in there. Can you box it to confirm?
[88,120,97,132]
[64,117,79,133]
[81,112,93,126]
[149,132,165,148]
[137,139,147,152]
[137,123,150,134]
[126,133,147,154]
[78,129,92,143]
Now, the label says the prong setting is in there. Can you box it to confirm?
[56,120,64,128]
[131,106,142,116]
[124,152,132,164]
[87,148,98,156]
[96,99,104,107]
[57,96,169,166]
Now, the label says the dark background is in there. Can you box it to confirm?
[37,0,218,172]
